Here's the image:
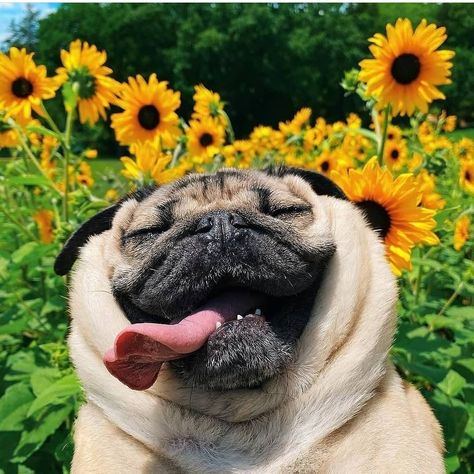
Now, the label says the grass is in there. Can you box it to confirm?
[90,158,127,196]
[448,128,474,141]
[90,157,122,175]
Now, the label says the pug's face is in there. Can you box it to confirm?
[57,167,345,391]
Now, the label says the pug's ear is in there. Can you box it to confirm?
[54,204,121,276]
[266,166,347,200]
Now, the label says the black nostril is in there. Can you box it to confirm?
[195,216,214,233]
[228,213,247,228]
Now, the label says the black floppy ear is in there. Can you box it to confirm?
[266,166,347,200]
[54,204,120,276]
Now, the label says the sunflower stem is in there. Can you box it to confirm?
[377,106,391,167]
[414,250,424,305]
[40,102,63,137]
[414,246,436,305]
[62,106,75,223]
[437,282,464,317]
[8,118,62,195]
[222,111,235,144]
[171,142,183,168]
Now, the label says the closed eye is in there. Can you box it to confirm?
[122,225,169,240]
[269,205,312,218]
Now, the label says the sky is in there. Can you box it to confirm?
[0,2,59,45]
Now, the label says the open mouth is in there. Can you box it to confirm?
[105,235,335,392]
[104,288,277,390]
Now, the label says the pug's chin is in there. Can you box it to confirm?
[169,313,292,391]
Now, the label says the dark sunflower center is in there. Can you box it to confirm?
[466,171,472,183]
[387,133,394,140]
[391,53,421,85]
[11,77,33,98]
[199,132,214,148]
[321,160,330,172]
[390,149,400,160]
[357,200,391,239]
[138,105,160,130]
[68,67,97,99]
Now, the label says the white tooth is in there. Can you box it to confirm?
[237,315,243,320]
[216,322,222,329]
[255,308,262,316]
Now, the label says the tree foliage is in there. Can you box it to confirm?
[5,3,40,52]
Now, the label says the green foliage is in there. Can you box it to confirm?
[394,215,474,471]
[0,159,85,473]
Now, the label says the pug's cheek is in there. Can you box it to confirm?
[169,318,293,391]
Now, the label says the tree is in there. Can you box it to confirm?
[4,4,41,52]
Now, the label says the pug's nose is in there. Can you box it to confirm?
[195,211,248,238]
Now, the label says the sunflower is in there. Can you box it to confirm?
[453,215,470,251]
[0,112,20,148]
[40,135,60,179]
[359,18,455,116]
[76,161,94,188]
[33,209,54,244]
[407,152,423,172]
[415,169,445,210]
[121,142,187,185]
[56,40,119,125]
[250,126,284,153]
[346,113,362,129]
[312,150,338,176]
[186,117,225,158]
[386,125,402,142]
[455,138,474,161]
[303,126,325,151]
[111,74,181,146]
[460,160,474,194]
[331,157,439,276]
[442,114,457,133]
[105,189,119,202]
[0,47,58,118]
[192,84,226,127]
[222,140,253,168]
[342,133,371,162]
[384,139,408,170]
[284,153,306,168]
[279,108,312,137]
[84,149,98,159]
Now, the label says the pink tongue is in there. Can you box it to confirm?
[103,290,265,390]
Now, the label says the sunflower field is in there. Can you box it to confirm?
[0,17,473,474]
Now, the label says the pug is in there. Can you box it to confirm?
[55,167,444,473]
